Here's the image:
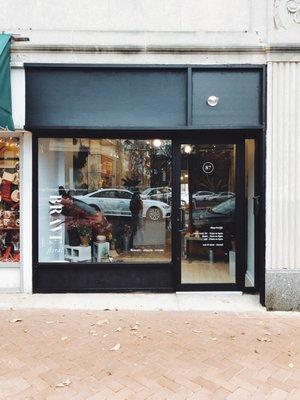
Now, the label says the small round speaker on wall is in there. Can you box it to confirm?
[206,96,219,107]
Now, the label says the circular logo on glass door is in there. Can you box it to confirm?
[202,162,214,174]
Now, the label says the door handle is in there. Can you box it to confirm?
[178,208,185,232]
[253,195,260,216]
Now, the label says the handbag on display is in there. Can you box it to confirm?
[1,180,12,203]
[2,172,15,182]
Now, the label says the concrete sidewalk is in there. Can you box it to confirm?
[0,292,264,312]
[0,308,299,399]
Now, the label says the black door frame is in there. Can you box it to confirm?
[32,129,264,295]
[172,136,245,291]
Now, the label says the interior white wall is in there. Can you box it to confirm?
[38,139,66,263]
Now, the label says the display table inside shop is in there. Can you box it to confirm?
[93,241,110,262]
[184,235,207,263]
[183,232,235,278]
[64,245,91,262]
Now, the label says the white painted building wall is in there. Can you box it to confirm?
[0,0,299,309]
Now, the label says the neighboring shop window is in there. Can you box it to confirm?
[0,137,20,263]
[38,138,172,263]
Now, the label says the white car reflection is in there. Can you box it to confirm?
[192,191,216,201]
[74,189,171,221]
[211,192,235,201]
[141,186,189,206]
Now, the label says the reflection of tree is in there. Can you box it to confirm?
[199,175,226,192]
[122,175,141,189]
[188,145,235,193]
[122,140,171,188]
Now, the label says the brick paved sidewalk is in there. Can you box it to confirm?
[0,310,299,400]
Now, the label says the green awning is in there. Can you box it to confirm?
[0,34,14,131]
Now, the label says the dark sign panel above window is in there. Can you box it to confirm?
[25,65,263,129]
[26,67,187,128]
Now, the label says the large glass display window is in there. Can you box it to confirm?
[0,137,20,264]
[38,138,172,264]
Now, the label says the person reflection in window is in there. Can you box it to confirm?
[129,191,143,250]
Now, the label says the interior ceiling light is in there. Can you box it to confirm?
[153,139,162,148]
[184,145,192,154]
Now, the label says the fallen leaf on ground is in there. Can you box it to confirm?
[56,378,71,387]
[257,321,265,326]
[96,319,109,326]
[110,343,121,351]
[9,318,22,323]
[130,325,139,331]
[256,336,272,342]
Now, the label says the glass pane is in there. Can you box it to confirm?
[181,144,236,283]
[38,138,171,263]
[0,137,20,264]
[245,139,255,287]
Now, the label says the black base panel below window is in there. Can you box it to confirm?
[34,265,174,293]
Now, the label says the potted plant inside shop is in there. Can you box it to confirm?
[78,225,92,247]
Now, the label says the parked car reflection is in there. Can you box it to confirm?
[210,191,235,201]
[74,188,171,221]
[141,186,171,203]
[192,197,235,229]
[192,191,216,202]
[141,186,189,206]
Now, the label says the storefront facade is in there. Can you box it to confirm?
[25,65,265,297]
[1,0,300,310]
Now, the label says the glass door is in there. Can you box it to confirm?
[177,141,243,289]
